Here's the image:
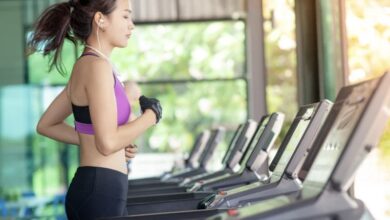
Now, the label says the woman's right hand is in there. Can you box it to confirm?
[125,144,138,162]
[139,95,162,124]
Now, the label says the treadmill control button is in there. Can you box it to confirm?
[227,209,239,216]
[218,191,227,195]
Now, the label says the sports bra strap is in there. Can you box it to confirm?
[67,52,101,103]
[80,52,100,57]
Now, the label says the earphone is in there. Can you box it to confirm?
[99,18,104,27]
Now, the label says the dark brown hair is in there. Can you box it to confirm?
[27,0,117,75]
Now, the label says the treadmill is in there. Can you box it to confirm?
[124,114,284,215]
[128,130,212,185]
[206,72,390,220]
[181,123,245,186]
[107,101,331,219]
[168,130,212,175]
[201,100,333,209]
[186,112,285,193]
[123,113,284,215]
[127,119,259,196]
[181,118,263,188]
[128,127,225,187]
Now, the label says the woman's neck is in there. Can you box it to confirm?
[84,39,113,58]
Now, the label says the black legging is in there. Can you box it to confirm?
[65,166,128,220]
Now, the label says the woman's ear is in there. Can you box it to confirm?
[93,12,105,28]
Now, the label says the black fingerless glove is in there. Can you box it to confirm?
[139,95,162,124]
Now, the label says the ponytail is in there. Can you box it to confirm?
[27,0,117,76]
[27,2,77,76]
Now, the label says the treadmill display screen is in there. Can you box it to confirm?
[272,107,314,176]
[302,81,376,197]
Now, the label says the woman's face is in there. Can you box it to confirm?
[104,0,135,48]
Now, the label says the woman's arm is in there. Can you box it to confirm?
[36,87,80,145]
[86,59,156,156]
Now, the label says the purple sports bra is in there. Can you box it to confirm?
[72,52,131,135]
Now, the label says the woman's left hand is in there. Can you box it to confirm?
[125,144,138,162]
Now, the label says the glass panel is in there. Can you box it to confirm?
[28,21,245,83]
[112,21,246,81]
[346,0,390,83]
[263,0,298,141]
[134,80,247,153]
[128,80,247,177]
[0,85,78,217]
[345,1,390,219]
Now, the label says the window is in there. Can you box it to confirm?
[263,0,298,141]
[24,20,248,180]
[111,21,247,153]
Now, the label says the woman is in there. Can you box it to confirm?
[29,0,162,219]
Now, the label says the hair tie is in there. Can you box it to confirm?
[68,1,75,14]
[68,0,75,7]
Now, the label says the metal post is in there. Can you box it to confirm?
[295,0,321,105]
[246,0,268,121]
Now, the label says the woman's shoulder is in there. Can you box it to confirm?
[74,57,113,83]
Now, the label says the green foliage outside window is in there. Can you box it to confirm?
[263,0,298,143]
[346,0,390,159]
[111,21,247,152]
[113,21,246,81]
